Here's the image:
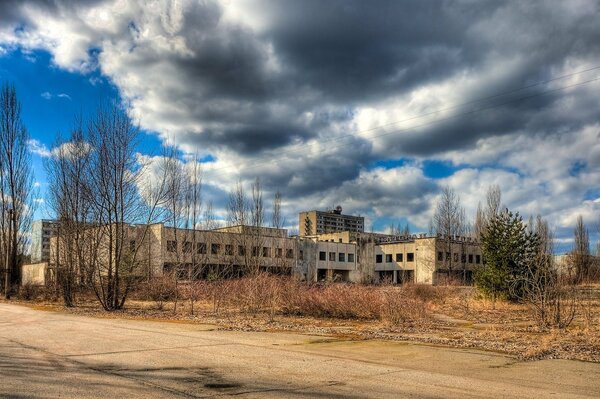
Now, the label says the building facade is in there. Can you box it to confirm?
[33,212,482,287]
[298,231,482,285]
[299,207,364,236]
[30,220,59,263]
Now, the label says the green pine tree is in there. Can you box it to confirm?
[475,209,539,302]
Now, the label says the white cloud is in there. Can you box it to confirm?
[27,139,51,157]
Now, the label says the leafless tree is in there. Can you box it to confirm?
[474,185,502,240]
[45,124,91,306]
[572,215,591,283]
[432,185,466,279]
[271,190,284,229]
[85,104,166,310]
[514,215,577,329]
[227,181,248,227]
[0,84,34,298]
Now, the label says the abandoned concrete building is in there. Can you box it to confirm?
[299,206,364,236]
[24,208,483,286]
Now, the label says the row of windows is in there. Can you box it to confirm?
[166,241,294,259]
[318,251,355,263]
[376,253,414,263]
[437,251,481,264]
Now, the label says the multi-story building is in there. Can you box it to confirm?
[27,212,482,287]
[30,219,59,263]
[299,206,364,236]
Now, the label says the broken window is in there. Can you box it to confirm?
[167,240,177,253]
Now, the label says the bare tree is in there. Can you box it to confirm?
[514,215,577,329]
[432,185,466,279]
[227,181,248,227]
[474,185,502,241]
[572,215,591,283]
[0,83,34,298]
[85,104,159,310]
[271,190,284,229]
[45,124,92,306]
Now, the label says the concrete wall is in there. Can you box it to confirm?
[21,263,47,286]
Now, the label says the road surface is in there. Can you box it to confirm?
[0,302,598,398]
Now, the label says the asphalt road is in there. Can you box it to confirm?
[0,303,598,398]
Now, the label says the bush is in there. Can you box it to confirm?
[18,283,39,300]
[380,288,429,326]
[143,275,178,310]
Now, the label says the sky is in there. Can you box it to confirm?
[0,0,599,253]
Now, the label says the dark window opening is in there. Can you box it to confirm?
[167,240,177,253]
[407,253,414,262]
[396,253,403,262]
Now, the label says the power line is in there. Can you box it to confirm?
[201,66,600,178]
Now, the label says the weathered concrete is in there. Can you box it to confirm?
[0,303,598,398]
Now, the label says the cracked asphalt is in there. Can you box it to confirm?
[0,303,598,398]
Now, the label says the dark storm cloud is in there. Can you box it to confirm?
[2,0,600,224]
[260,0,494,103]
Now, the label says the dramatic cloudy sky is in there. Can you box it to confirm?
[0,0,599,252]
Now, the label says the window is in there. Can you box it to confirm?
[300,250,304,260]
[437,251,443,261]
[348,253,354,263]
[329,252,336,261]
[225,244,233,255]
[167,240,177,253]
[407,252,414,262]
[461,253,466,263]
[339,252,345,262]
[182,241,192,253]
[454,253,459,262]
[476,255,481,264]
[286,249,294,259]
[252,246,259,257]
[319,251,326,261]
[196,242,206,254]
[276,248,283,258]
[211,243,220,255]
[376,254,383,263]
[385,254,392,263]
[396,253,403,262]
[262,247,270,257]
[238,245,246,256]
[468,254,473,263]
